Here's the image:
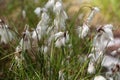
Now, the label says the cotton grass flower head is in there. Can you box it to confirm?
[94,75,106,80]
[91,51,104,62]
[45,0,55,10]
[19,25,31,51]
[111,50,117,56]
[101,55,120,72]
[32,11,49,41]
[41,45,49,54]
[14,46,24,67]
[53,0,68,31]
[53,1,63,14]
[87,61,96,74]
[39,11,49,25]
[0,19,15,44]
[102,24,114,41]
[59,70,64,80]
[54,31,69,48]
[93,24,114,51]
[34,7,42,17]
[105,64,120,80]
[22,9,26,19]
[78,23,89,39]
[87,7,100,23]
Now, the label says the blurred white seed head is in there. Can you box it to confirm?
[94,75,106,80]
[87,62,96,74]
[117,48,120,52]
[93,24,114,51]
[101,55,120,72]
[78,23,89,39]
[59,70,64,80]
[34,7,42,17]
[93,7,100,13]
[53,0,68,31]
[55,31,69,48]
[40,11,49,24]
[22,9,26,19]
[32,12,49,41]
[20,26,31,50]
[32,26,47,41]
[0,21,15,44]
[87,7,100,23]
[45,0,55,10]
[14,46,24,67]
[54,31,64,40]
[15,46,22,53]
[102,24,114,41]
[41,45,48,54]
[53,1,62,14]
[111,50,117,56]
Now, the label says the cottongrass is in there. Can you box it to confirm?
[0,0,120,80]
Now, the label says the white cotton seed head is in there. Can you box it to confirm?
[55,31,69,48]
[104,24,113,29]
[59,70,64,80]
[32,30,37,40]
[117,48,120,52]
[53,1,67,31]
[32,28,42,40]
[111,50,117,56]
[81,23,89,38]
[54,32,64,40]
[87,11,94,23]
[101,55,119,70]
[93,34,102,51]
[53,1,62,14]
[0,26,15,44]
[22,10,26,19]
[93,24,114,51]
[20,38,31,51]
[34,7,42,17]
[78,23,89,39]
[94,75,106,80]
[32,25,48,41]
[108,78,113,80]
[77,26,82,37]
[39,12,49,25]
[54,16,66,31]
[93,7,100,13]
[15,46,22,53]
[87,62,96,74]
[32,12,49,41]
[87,7,100,23]
[42,12,49,22]
[44,46,48,54]
[45,0,55,9]
[19,27,31,50]
[65,31,69,43]
[55,38,65,48]
[103,24,114,41]
[41,46,48,54]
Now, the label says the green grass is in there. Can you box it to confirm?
[0,0,107,80]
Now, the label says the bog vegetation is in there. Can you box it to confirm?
[0,0,120,80]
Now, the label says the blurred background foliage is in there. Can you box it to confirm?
[0,0,120,28]
[91,0,120,25]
